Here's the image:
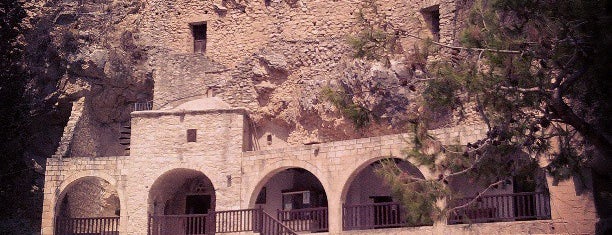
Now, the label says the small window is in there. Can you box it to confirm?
[191,22,207,53]
[187,129,197,142]
[266,134,272,145]
[421,5,440,41]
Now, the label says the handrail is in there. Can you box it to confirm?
[277,206,329,213]
[277,207,329,232]
[343,202,401,207]
[149,213,208,218]
[262,210,297,235]
[56,216,120,235]
[455,191,549,199]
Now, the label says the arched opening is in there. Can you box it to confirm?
[148,168,216,235]
[341,158,425,231]
[251,168,328,233]
[55,176,120,235]
[447,151,551,224]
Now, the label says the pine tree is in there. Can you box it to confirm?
[343,0,611,229]
[0,0,41,233]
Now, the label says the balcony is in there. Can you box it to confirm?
[55,216,119,235]
[448,191,551,224]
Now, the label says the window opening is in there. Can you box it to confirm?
[185,195,211,214]
[266,134,272,145]
[191,23,207,53]
[421,5,440,41]
[187,129,197,142]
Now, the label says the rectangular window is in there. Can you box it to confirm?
[191,23,207,53]
[187,129,197,142]
[421,5,440,42]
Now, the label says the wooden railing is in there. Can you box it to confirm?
[343,202,405,230]
[55,216,119,235]
[148,208,297,235]
[262,210,297,235]
[277,207,328,232]
[214,208,261,233]
[148,214,212,235]
[448,191,551,224]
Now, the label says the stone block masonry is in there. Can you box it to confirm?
[42,118,597,234]
[41,0,596,233]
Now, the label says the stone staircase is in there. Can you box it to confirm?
[54,98,86,158]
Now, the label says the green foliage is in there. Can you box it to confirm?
[0,0,42,233]
[424,0,611,184]
[375,159,449,225]
[320,86,372,129]
[347,0,400,65]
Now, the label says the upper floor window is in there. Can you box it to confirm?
[187,129,197,142]
[191,22,207,53]
[421,5,440,42]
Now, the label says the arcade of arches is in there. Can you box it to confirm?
[43,125,594,234]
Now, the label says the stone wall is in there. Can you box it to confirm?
[41,156,127,235]
[58,178,120,218]
[42,121,596,234]
[54,98,85,158]
[121,107,248,233]
[137,0,468,144]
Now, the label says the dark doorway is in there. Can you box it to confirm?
[421,5,440,41]
[192,23,207,53]
[185,195,212,214]
[513,176,537,219]
[370,196,398,226]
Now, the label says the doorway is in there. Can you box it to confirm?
[186,195,212,214]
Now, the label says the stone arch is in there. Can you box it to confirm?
[54,171,123,215]
[148,168,216,215]
[340,156,425,204]
[248,164,330,232]
[247,160,329,208]
[53,171,123,234]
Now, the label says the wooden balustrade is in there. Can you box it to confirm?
[147,208,297,235]
[262,210,298,235]
[277,207,328,232]
[343,202,405,231]
[448,191,551,224]
[55,216,119,235]
[148,214,211,235]
[214,208,261,233]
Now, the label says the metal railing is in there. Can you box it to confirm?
[343,202,405,230]
[277,207,328,232]
[134,101,153,111]
[55,216,119,235]
[447,191,551,224]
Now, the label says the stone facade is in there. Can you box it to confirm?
[42,107,597,234]
[41,0,597,234]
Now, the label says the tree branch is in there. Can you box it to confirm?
[549,86,612,159]
[397,30,522,54]
[499,86,550,93]
[448,180,505,212]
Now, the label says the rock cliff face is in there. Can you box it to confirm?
[24,0,152,159]
[22,0,479,160]
[16,0,476,232]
